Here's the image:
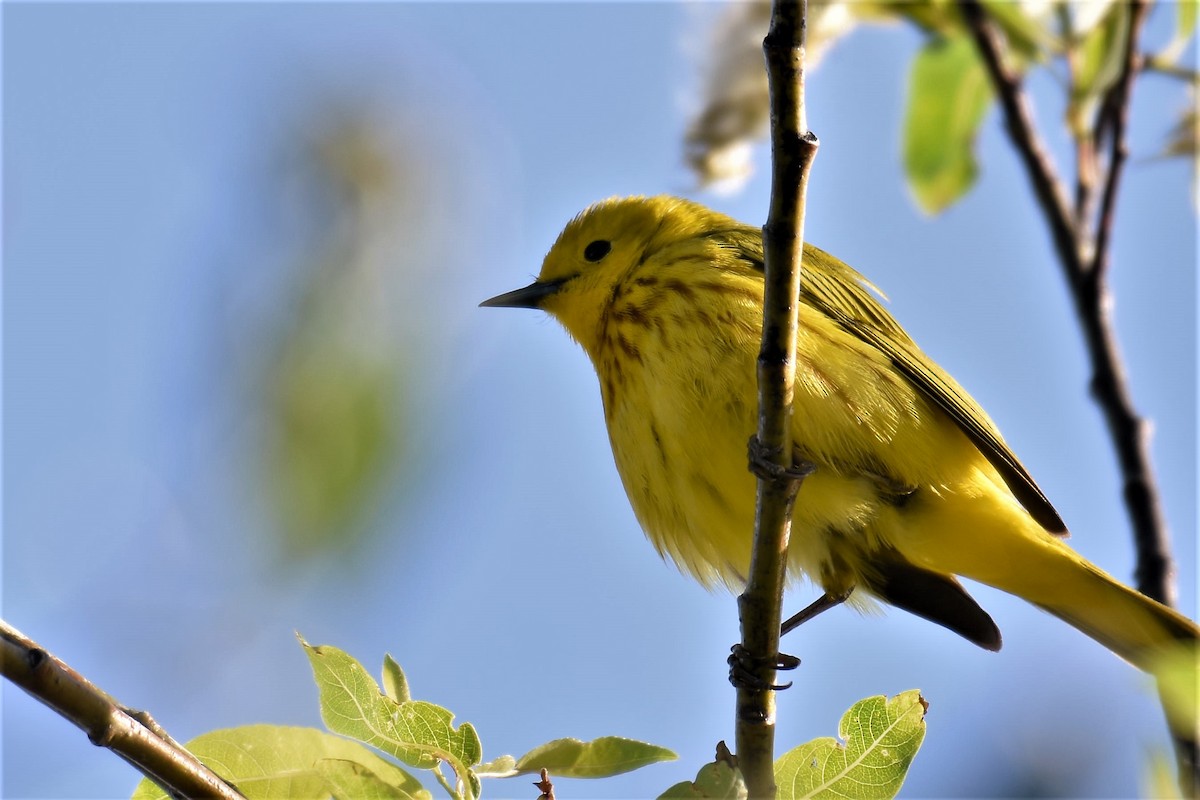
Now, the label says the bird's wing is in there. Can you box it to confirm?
[800,244,1067,535]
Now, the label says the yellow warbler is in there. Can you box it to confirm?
[482,195,1198,670]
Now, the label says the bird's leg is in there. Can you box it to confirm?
[731,441,818,691]
[728,590,853,691]
[781,589,853,637]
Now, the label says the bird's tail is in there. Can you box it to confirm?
[898,480,1200,778]
[896,481,1199,675]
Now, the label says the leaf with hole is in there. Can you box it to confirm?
[774,690,927,800]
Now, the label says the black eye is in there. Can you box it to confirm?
[583,240,611,262]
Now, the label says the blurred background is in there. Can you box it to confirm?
[3,3,1195,798]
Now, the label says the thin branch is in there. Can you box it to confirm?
[1140,55,1200,83]
[959,0,1193,793]
[959,0,1084,271]
[1090,2,1196,791]
[1087,3,1174,604]
[735,0,817,797]
[1,620,246,800]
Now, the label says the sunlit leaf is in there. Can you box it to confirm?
[129,725,428,800]
[1067,1,1128,138]
[903,35,994,213]
[658,759,747,799]
[980,0,1060,58]
[300,638,482,798]
[318,758,430,800]
[1159,0,1199,64]
[774,691,927,800]
[474,755,519,779]
[511,736,678,779]
[382,654,411,704]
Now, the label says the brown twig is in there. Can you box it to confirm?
[1084,1,1176,606]
[533,767,555,800]
[958,1,1193,793]
[0,620,245,800]
[959,1,1081,272]
[735,0,817,797]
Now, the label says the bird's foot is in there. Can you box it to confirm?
[747,436,814,485]
[727,644,801,691]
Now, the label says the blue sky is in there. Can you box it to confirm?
[3,3,1196,798]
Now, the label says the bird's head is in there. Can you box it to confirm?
[481,195,726,355]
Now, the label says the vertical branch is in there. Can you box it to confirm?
[1081,0,1173,607]
[735,0,818,797]
[959,0,1172,606]
[959,0,1081,273]
[958,1,1193,793]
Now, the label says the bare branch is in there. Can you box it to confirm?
[1,620,246,800]
[735,0,818,796]
[959,0,1082,271]
[959,0,1193,792]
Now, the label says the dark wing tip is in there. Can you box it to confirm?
[870,554,1003,652]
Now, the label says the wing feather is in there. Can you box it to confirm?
[715,229,1064,533]
[799,244,1066,534]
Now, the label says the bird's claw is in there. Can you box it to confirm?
[728,643,801,691]
[747,436,814,483]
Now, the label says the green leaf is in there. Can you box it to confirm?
[318,758,430,800]
[382,654,411,704]
[300,638,482,798]
[774,691,927,800]
[1163,0,1198,64]
[1067,1,1129,138]
[903,35,994,214]
[511,736,678,779]
[878,0,961,37]
[129,725,429,800]
[1152,642,1199,736]
[474,755,519,779]
[265,345,398,557]
[658,759,747,799]
[1162,101,1198,160]
[979,0,1060,58]
[1142,748,1185,800]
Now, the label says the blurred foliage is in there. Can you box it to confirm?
[1153,642,1200,739]
[1161,92,1198,207]
[902,35,992,213]
[261,117,411,559]
[1144,749,1186,800]
[684,0,866,191]
[684,0,1198,210]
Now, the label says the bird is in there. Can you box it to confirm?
[481,194,1199,675]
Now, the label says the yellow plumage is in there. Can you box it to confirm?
[482,195,1198,673]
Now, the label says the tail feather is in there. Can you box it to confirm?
[895,487,1200,673]
[1031,559,1198,671]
